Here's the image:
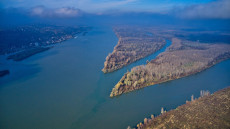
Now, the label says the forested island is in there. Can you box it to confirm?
[102,26,166,73]
[0,25,91,61]
[129,86,230,129]
[110,38,230,97]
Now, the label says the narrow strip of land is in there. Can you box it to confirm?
[7,47,51,61]
[110,38,230,97]
[102,26,166,73]
[0,25,91,61]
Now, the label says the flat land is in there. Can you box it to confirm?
[110,38,230,97]
[102,26,166,73]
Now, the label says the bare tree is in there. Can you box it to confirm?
[161,107,164,114]
[200,90,210,97]
[191,94,194,101]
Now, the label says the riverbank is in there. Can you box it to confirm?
[7,47,51,61]
[102,26,166,73]
[0,25,92,61]
[110,38,230,97]
[131,86,230,129]
[1,26,230,129]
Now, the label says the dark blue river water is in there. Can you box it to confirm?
[0,26,230,129]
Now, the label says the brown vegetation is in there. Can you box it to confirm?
[102,26,166,73]
[110,38,230,97]
[132,86,230,129]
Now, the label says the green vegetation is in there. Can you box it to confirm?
[110,38,230,97]
[102,26,166,73]
[131,87,230,129]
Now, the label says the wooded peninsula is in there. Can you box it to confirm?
[102,26,166,73]
[110,37,230,97]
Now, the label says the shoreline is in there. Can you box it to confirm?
[7,47,51,61]
[131,86,230,129]
[5,30,90,62]
[102,26,166,73]
[110,57,230,97]
[110,38,230,97]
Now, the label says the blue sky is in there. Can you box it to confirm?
[1,0,230,19]
[1,0,213,12]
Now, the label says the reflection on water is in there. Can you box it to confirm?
[0,26,230,129]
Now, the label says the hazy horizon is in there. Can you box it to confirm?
[1,0,230,31]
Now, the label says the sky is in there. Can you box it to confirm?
[0,0,214,12]
[0,0,230,19]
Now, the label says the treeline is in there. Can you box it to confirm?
[128,87,230,129]
[102,27,166,73]
[0,25,91,54]
[110,38,230,97]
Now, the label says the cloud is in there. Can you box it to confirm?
[76,0,138,12]
[30,6,82,18]
[176,0,230,19]
[28,0,138,16]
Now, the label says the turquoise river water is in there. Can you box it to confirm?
[0,26,230,129]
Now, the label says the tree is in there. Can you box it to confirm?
[191,94,194,101]
[144,118,148,124]
[127,126,131,129]
[151,114,154,119]
[200,90,210,97]
[161,107,164,114]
